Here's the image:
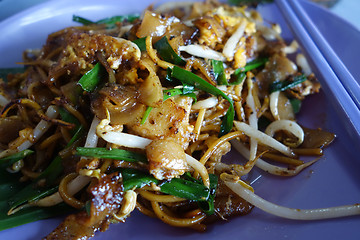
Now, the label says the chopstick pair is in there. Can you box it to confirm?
[275,0,360,142]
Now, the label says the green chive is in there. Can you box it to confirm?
[133,37,147,52]
[140,106,153,125]
[269,75,307,93]
[290,98,302,114]
[212,59,227,85]
[0,202,72,231]
[154,36,186,66]
[73,14,139,28]
[118,168,159,191]
[0,150,34,169]
[160,178,209,201]
[117,168,216,208]
[72,15,94,25]
[76,147,148,163]
[78,63,105,92]
[197,174,218,215]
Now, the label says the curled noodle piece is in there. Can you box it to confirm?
[32,175,90,207]
[151,201,206,227]
[221,173,360,220]
[234,121,295,157]
[265,120,304,147]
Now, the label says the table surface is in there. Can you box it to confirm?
[0,0,359,30]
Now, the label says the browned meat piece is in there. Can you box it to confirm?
[205,179,253,223]
[45,172,124,240]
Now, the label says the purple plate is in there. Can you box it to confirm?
[0,0,359,239]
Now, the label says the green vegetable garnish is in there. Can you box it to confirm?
[212,59,227,85]
[117,168,218,214]
[78,63,105,92]
[269,75,307,93]
[73,14,139,28]
[133,37,147,52]
[76,147,148,163]
[290,98,302,114]
[154,36,186,66]
[0,202,72,231]
[0,150,34,169]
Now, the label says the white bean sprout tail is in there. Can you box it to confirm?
[221,174,360,220]
[33,116,100,207]
[234,121,295,157]
[246,77,258,161]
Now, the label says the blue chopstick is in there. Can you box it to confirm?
[275,0,360,142]
[288,0,360,110]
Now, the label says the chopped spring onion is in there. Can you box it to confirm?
[212,59,227,85]
[76,147,148,163]
[170,66,234,136]
[237,57,268,73]
[194,174,218,215]
[77,63,105,92]
[73,14,139,28]
[133,37,147,52]
[290,98,302,114]
[154,36,186,66]
[231,57,268,85]
[269,74,306,93]
[0,150,33,169]
[0,201,72,231]
[117,168,217,214]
